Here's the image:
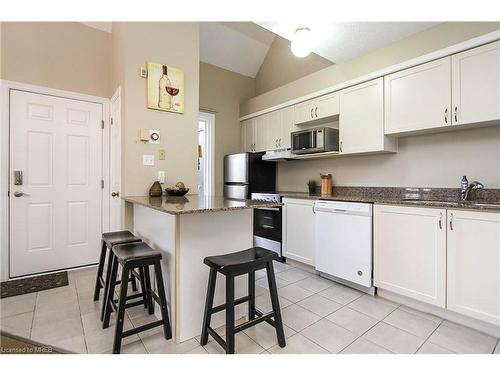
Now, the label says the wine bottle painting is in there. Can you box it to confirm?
[147,61,185,114]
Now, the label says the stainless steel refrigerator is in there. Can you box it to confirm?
[223,152,276,199]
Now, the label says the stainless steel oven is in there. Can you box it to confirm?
[291,127,339,155]
[251,193,282,257]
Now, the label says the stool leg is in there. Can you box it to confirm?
[248,271,256,321]
[225,275,235,354]
[144,266,154,315]
[113,266,130,354]
[100,247,115,321]
[153,261,172,340]
[93,240,107,301]
[266,261,286,348]
[200,268,217,346]
[130,269,138,292]
[103,255,119,329]
[139,267,148,308]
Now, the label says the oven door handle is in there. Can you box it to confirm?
[255,207,280,211]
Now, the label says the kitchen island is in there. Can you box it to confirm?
[123,195,282,343]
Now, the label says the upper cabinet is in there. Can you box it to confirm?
[451,41,500,126]
[339,78,397,154]
[294,92,339,125]
[242,106,295,153]
[384,57,452,135]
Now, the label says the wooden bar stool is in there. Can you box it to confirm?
[200,247,286,354]
[103,242,172,354]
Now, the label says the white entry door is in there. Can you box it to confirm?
[10,90,103,277]
[109,89,122,231]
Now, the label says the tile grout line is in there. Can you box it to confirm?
[75,281,89,354]
[413,319,446,354]
[28,292,38,339]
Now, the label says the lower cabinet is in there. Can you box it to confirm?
[447,209,500,326]
[282,198,315,266]
[374,204,500,326]
[374,205,446,307]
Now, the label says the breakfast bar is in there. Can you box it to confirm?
[123,195,282,343]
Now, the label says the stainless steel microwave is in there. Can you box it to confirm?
[291,127,339,155]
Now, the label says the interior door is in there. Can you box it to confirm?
[9,90,103,277]
[110,90,122,231]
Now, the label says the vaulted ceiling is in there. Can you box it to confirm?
[81,21,440,78]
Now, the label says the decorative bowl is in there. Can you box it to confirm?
[165,188,189,196]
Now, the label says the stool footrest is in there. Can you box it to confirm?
[207,327,226,351]
[254,307,277,328]
[234,312,275,334]
[211,295,250,314]
[121,320,164,338]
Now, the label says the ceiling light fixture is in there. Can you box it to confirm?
[291,27,312,58]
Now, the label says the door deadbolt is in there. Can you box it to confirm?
[111,191,120,197]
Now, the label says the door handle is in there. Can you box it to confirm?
[438,212,443,229]
[13,191,30,197]
[315,107,318,117]
[111,191,120,197]
[311,108,314,119]
[449,213,454,231]
[454,106,458,122]
[444,108,448,124]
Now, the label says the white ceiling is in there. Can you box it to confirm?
[256,22,439,64]
[199,22,275,77]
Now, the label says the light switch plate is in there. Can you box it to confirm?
[158,171,166,184]
[143,154,154,166]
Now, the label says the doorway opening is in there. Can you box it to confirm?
[198,112,215,196]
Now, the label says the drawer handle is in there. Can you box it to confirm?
[311,108,314,119]
[444,108,448,124]
[449,213,454,231]
[315,107,318,117]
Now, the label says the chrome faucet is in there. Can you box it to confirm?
[461,181,484,201]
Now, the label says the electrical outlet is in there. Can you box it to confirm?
[140,66,147,78]
[143,154,154,166]
[158,171,166,184]
[159,149,166,160]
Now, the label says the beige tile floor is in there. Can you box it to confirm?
[1,262,499,354]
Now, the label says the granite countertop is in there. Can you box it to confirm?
[280,187,500,212]
[123,195,283,215]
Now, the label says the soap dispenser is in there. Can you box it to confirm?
[461,176,469,195]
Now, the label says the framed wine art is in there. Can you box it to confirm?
[146,61,185,114]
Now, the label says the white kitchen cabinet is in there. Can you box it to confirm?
[451,41,500,126]
[339,78,397,154]
[384,57,452,134]
[279,106,295,149]
[294,93,339,125]
[265,111,281,151]
[241,118,254,152]
[282,198,315,266]
[447,209,500,325]
[374,204,446,307]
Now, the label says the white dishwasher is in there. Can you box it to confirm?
[314,200,373,288]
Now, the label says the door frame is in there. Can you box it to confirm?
[110,86,123,230]
[198,111,215,196]
[0,80,111,281]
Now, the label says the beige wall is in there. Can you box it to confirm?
[254,36,332,95]
[112,22,200,199]
[1,22,111,98]
[242,22,500,116]
[199,62,255,195]
[278,126,500,190]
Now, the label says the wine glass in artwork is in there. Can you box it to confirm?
[166,77,180,110]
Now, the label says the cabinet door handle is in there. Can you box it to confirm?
[312,204,316,214]
[315,107,318,118]
[438,212,443,229]
[340,141,343,152]
[279,138,281,147]
[449,213,454,230]
[454,106,458,122]
[444,108,448,124]
[311,108,314,119]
